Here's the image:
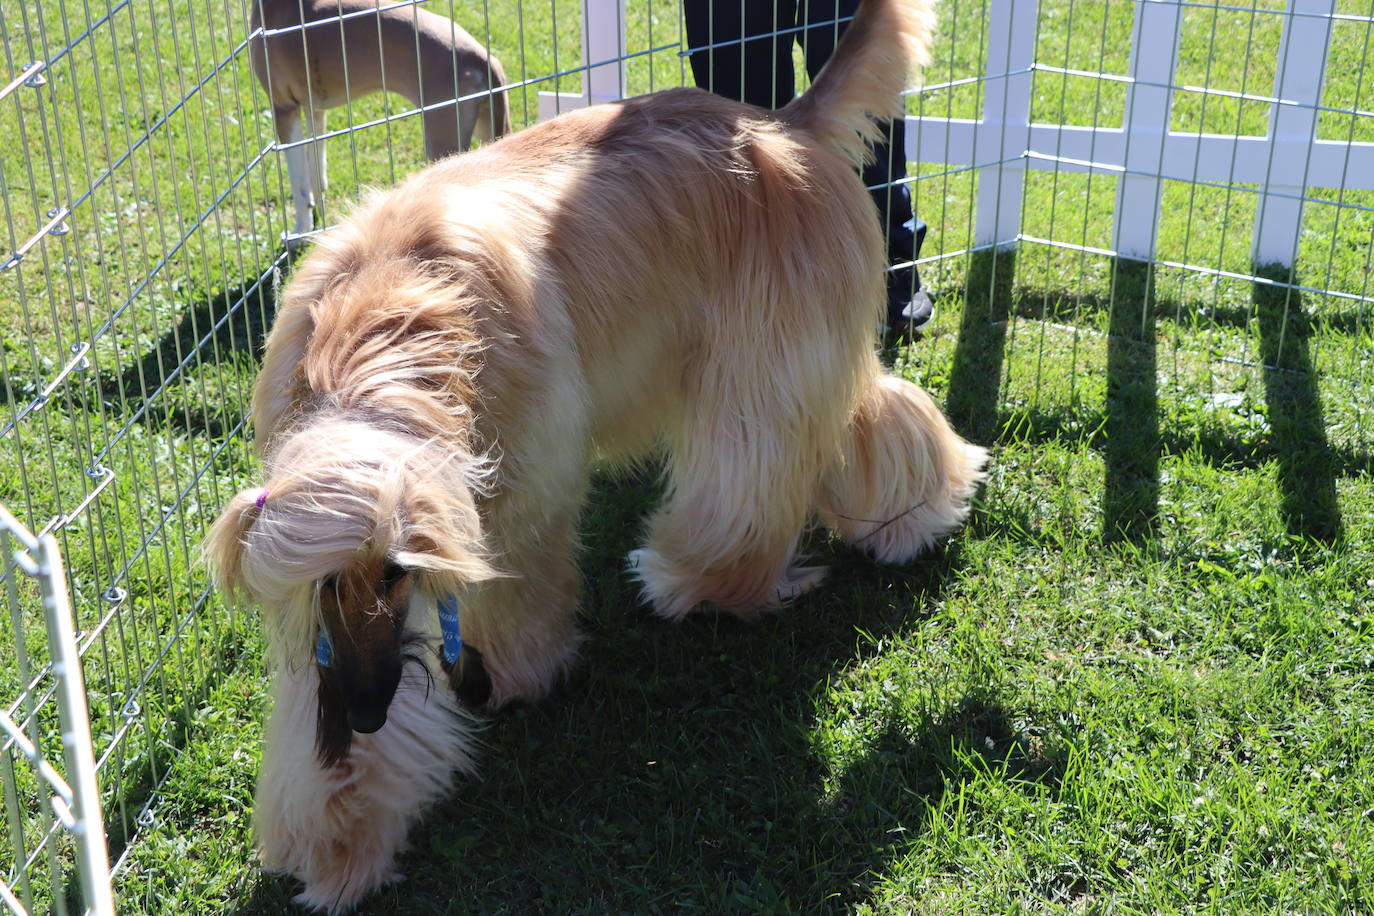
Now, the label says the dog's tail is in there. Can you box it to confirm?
[781,0,936,165]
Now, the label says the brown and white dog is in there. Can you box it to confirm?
[249,0,511,237]
[208,0,982,909]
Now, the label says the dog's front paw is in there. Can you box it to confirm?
[772,562,828,603]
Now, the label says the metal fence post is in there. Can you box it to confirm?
[34,534,115,916]
[1,506,114,915]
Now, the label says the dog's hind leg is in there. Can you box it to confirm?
[254,663,476,911]
[417,71,464,158]
[307,106,328,222]
[420,106,463,159]
[446,96,478,154]
[274,105,314,238]
[817,373,988,564]
[466,72,508,146]
[629,368,838,620]
[470,97,493,147]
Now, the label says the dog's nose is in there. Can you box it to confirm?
[347,707,388,734]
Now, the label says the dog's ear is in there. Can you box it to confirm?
[444,643,492,707]
[202,487,267,598]
[315,667,354,767]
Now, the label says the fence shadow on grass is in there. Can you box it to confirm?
[96,261,282,440]
[990,392,1373,481]
[947,247,1015,446]
[1253,264,1343,543]
[1010,281,1371,339]
[964,258,1353,545]
[792,693,1069,910]
[1103,258,1161,544]
[232,468,1065,913]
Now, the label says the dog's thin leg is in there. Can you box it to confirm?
[421,104,463,159]
[254,663,475,911]
[457,546,581,704]
[275,105,313,237]
[307,106,328,222]
[458,96,481,150]
[452,382,589,702]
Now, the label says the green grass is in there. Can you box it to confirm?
[1,0,1372,912]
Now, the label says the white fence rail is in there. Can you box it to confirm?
[562,0,1374,270]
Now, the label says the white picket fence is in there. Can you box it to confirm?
[543,0,1374,272]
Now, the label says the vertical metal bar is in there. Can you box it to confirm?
[0,533,35,911]
[517,0,532,124]
[1209,1,1263,376]
[1336,15,1374,449]
[1174,0,1225,398]
[552,0,562,114]
[482,0,497,136]
[645,0,654,94]
[0,741,34,912]
[1032,0,1085,411]
[331,0,365,219]
[1066,0,1119,403]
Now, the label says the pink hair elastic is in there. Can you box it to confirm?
[254,489,270,509]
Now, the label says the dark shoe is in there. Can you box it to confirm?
[901,288,934,331]
[885,288,935,340]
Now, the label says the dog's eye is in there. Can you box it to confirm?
[380,561,407,589]
[321,574,339,592]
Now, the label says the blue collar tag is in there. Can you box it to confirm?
[438,594,463,665]
[316,632,333,668]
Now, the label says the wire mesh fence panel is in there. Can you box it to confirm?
[897,0,1373,550]
[1,0,278,893]
[0,0,1370,907]
[0,0,686,902]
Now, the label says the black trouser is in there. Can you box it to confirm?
[682,0,927,325]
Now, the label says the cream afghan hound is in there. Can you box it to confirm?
[205,0,985,909]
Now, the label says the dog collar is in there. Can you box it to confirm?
[314,594,462,668]
[437,594,463,665]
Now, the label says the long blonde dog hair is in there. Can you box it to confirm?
[205,2,978,910]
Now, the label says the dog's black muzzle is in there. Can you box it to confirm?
[341,659,402,734]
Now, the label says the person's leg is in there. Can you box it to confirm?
[799,0,931,332]
[864,119,933,332]
[683,0,797,108]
